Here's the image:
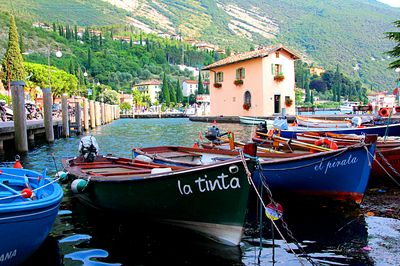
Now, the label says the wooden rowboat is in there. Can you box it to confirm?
[62,155,255,246]
[296,115,352,128]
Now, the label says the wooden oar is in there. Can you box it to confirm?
[233,141,285,154]
[257,132,332,152]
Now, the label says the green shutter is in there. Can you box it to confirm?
[271,64,275,75]
[214,72,217,83]
[236,69,239,79]
[280,64,283,74]
[242,68,245,79]
[221,72,224,82]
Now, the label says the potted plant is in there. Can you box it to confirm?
[213,83,222,88]
[243,103,251,111]
[274,74,285,82]
[234,79,243,86]
[285,98,293,107]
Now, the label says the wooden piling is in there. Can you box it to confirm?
[101,102,105,125]
[75,102,82,135]
[11,81,28,153]
[95,102,101,126]
[42,88,54,142]
[89,100,96,129]
[61,93,70,138]
[83,98,89,131]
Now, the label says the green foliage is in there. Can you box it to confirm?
[197,71,204,95]
[24,62,78,97]
[98,88,119,105]
[120,101,132,111]
[175,79,183,102]
[386,20,400,69]
[160,73,170,105]
[2,14,25,86]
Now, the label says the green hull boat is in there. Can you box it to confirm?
[62,155,254,245]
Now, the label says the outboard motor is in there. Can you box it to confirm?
[257,121,268,133]
[205,126,228,144]
[78,136,99,162]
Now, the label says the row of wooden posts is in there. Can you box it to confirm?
[10,81,120,153]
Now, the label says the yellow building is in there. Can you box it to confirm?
[132,80,162,104]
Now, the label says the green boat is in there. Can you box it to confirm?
[62,155,254,246]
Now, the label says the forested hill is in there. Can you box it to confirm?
[0,0,400,88]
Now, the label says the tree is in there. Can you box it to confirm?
[310,90,314,105]
[87,48,92,69]
[98,88,119,104]
[74,25,78,41]
[53,22,56,32]
[197,71,204,94]
[386,20,400,69]
[132,88,142,109]
[1,14,25,89]
[333,65,341,102]
[160,73,170,105]
[169,79,177,103]
[175,79,183,102]
[129,36,133,48]
[304,79,311,104]
[309,79,327,92]
[120,102,132,113]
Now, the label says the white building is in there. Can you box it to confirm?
[182,80,198,97]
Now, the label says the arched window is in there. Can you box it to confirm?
[243,91,251,110]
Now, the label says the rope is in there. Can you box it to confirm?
[369,148,400,187]
[0,175,61,201]
[239,150,316,266]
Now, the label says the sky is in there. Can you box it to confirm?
[378,0,400,7]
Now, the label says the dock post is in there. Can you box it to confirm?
[61,93,70,138]
[42,88,54,143]
[75,102,82,134]
[11,81,28,153]
[95,102,101,126]
[282,107,286,117]
[100,102,105,125]
[83,98,89,131]
[89,100,96,129]
[105,104,109,123]
[28,131,35,145]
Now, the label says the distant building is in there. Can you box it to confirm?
[32,22,51,31]
[132,80,162,104]
[202,44,300,116]
[113,36,131,43]
[119,93,133,106]
[195,42,216,52]
[182,80,210,97]
[309,67,325,76]
[368,92,396,109]
[89,29,102,37]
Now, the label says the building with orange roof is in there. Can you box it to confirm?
[202,44,300,116]
[132,80,162,104]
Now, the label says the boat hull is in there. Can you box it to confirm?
[239,116,273,125]
[65,158,253,246]
[255,142,376,204]
[371,147,400,186]
[0,168,63,266]
[280,123,400,139]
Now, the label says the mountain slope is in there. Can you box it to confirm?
[0,0,399,88]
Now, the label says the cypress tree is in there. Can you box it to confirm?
[53,22,56,32]
[176,79,183,103]
[169,80,177,103]
[74,25,78,41]
[161,73,170,104]
[386,20,400,69]
[197,71,204,94]
[310,90,314,105]
[304,79,310,103]
[140,32,143,45]
[129,36,133,48]
[334,65,341,102]
[87,48,92,69]
[2,14,25,87]
[99,33,103,47]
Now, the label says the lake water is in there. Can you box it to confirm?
[1,118,399,266]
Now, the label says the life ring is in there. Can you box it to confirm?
[395,106,400,113]
[311,138,338,152]
[379,108,389,117]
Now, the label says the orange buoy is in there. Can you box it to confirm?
[379,108,389,117]
[13,160,23,169]
[311,138,338,152]
[192,142,199,148]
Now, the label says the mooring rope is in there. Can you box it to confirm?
[366,148,400,187]
[239,150,317,266]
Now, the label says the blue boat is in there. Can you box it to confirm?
[0,167,63,265]
[277,123,400,139]
[133,138,377,204]
[255,138,376,204]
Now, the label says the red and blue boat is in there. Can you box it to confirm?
[277,123,400,139]
[0,167,63,265]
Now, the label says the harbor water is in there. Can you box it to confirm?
[1,118,399,265]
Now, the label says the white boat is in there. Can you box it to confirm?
[340,101,359,114]
[296,115,351,128]
[239,116,274,127]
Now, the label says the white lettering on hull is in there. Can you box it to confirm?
[314,154,359,174]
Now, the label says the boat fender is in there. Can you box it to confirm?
[312,138,338,152]
[135,155,153,163]
[265,202,283,221]
[56,171,69,183]
[151,168,172,174]
[21,188,33,198]
[71,179,88,193]
[395,106,400,113]
[379,108,389,117]
[229,165,239,174]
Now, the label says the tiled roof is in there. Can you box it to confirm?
[183,80,198,84]
[202,44,300,70]
[134,80,162,86]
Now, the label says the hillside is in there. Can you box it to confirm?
[0,0,400,89]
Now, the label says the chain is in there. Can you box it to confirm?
[240,152,318,266]
[257,161,318,266]
[375,149,400,187]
